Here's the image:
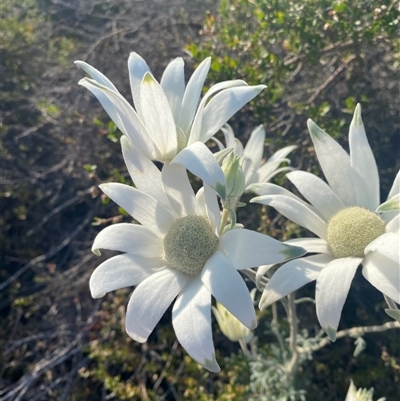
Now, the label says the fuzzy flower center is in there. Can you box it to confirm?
[163,215,219,276]
[327,206,385,258]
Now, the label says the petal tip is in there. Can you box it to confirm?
[324,325,337,342]
[142,71,154,83]
[385,308,400,322]
[126,328,148,343]
[258,295,271,311]
[91,290,106,299]
[201,356,221,373]
[280,244,307,260]
[249,318,258,330]
[307,119,324,139]
[92,248,101,256]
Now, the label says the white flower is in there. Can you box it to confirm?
[75,54,265,198]
[89,140,305,372]
[216,124,297,188]
[250,104,400,341]
[345,379,386,401]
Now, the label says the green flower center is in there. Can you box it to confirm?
[163,215,219,276]
[327,206,385,258]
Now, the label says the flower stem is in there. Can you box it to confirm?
[285,293,299,382]
[271,302,285,356]
[297,321,400,354]
[219,207,229,234]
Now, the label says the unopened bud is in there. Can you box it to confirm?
[212,302,253,342]
[222,152,246,201]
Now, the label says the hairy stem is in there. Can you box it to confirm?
[271,302,286,356]
[297,321,400,354]
[219,208,229,234]
[285,293,300,381]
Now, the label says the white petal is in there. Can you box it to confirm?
[140,73,177,161]
[248,182,314,208]
[349,104,380,209]
[377,193,400,213]
[388,170,400,200]
[178,57,211,134]
[172,279,220,372]
[75,60,119,92]
[287,171,344,220]
[285,237,331,254]
[92,223,163,257]
[171,142,226,200]
[204,184,221,231]
[248,182,319,213]
[257,166,295,185]
[365,232,399,264]
[251,194,327,239]
[386,214,400,234]
[316,257,361,341]
[243,125,265,171]
[128,52,152,118]
[255,159,290,183]
[195,187,207,217]
[126,269,188,342]
[221,124,241,153]
[220,228,306,269]
[89,254,164,298]
[79,78,154,159]
[78,78,124,135]
[210,135,225,151]
[100,183,175,238]
[120,136,171,210]
[160,58,185,121]
[199,85,266,143]
[385,309,400,322]
[242,158,256,187]
[267,145,297,163]
[259,254,332,310]
[161,163,198,217]
[362,252,400,303]
[308,119,361,206]
[255,264,274,291]
[201,251,257,329]
[188,80,248,144]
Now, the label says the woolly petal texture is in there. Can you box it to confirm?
[253,104,400,339]
[76,53,266,191]
[89,160,304,371]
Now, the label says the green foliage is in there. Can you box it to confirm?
[78,291,248,400]
[188,0,399,145]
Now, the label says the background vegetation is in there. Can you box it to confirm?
[1,0,399,400]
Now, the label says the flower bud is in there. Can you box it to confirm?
[212,302,253,342]
[221,152,246,204]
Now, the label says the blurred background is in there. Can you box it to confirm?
[1,0,399,400]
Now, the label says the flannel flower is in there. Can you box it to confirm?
[75,54,265,199]
[216,124,297,188]
[250,104,400,341]
[89,139,305,372]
